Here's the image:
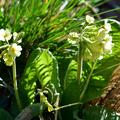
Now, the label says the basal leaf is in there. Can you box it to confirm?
[35,49,60,91]
[19,48,43,107]
[82,75,106,103]
[35,49,61,103]
[19,48,60,107]
[63,60,77,90]
[61,60,81,120]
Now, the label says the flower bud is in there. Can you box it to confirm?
[86,15,95,24]
[104,21,112,33]
[68,32,79,44]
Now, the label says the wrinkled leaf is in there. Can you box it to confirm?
[63,60,77,90]
[19,48,60,107]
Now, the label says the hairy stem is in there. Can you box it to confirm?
[54,94,60,120]
[54,102,81,111]
[77,42,84,84]
[13,58,22,110]
[79,61,97,101]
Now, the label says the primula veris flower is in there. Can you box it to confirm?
[82,22,113,60]
[103,34,112,53]
[4,29,12,41]
[104,34,112,42]
[97,28,106,41]
[85,41,103,60]
[104,40,112,53]
[13,32,18,40]
[67,19,113,61]
[98,55,103,60]
[3,52,13,66]
[0,29,5,41]
[68,32,79,44]
[86,15,95,24]
[104,21,112,33]
[0,28,12,41]
[69,32,79,38]
[8,43,22,57]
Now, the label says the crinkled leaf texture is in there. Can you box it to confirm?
[19,48,60,107]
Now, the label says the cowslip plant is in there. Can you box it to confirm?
[67,15,113,101]
[0,28,23,110]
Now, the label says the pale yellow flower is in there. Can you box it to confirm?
[4,29,12,41]
[98,55,103,60]
[104,34,112,42]
[97,28,106,41]
[104,21,111,33]
[86,15,95,24]
[8,43,22,57]
[0,29,5,41]
[13,32,18,40]
[3,52,13,66]
[0,28,12,41]
[104,40,112,53]
[103,34,112,53]
[68,32,79,44]
[69,32,79,38]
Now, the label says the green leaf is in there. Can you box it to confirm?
[81,55,119,103]
[0,109,13,120]
[35,49,61,102]
[82,74,106,102]
[36,49,60,89]
[63,60,77,90]
[79,62,108,103]
[19,48,42,107]
[19,48,60,107]
[58,57,71,88]
[61,60,81,120]
[61,80,81,120]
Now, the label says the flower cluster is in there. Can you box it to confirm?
[0,28,23,66]
[67,15,113,60]
[85,18,113,60]
[68,32,80,44]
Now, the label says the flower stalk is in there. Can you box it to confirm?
[77,41,84,84]
[79,61,97,101]
[13,58,22,110]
